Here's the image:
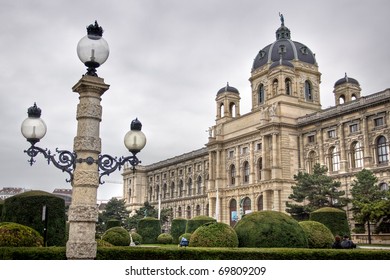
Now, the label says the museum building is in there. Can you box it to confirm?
[122,18,390,229]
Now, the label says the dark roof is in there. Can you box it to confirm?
[217,83,239,95]
[334,74,360,87]
[252,22,316,71]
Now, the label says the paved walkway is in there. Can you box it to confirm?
[358,246,390,250]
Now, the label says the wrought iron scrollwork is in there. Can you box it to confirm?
[24,145,140,184]
[97,154,140,184]
[24,145,76,182]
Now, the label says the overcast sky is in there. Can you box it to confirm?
[1,0,389,200]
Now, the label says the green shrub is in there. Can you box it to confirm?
[96,239,114,247]
[106,219,121,230]
[185,215,216,234]
[0,200,3,222]
[101,227,130,246]
[310,207,350,237]
[0,222,43,247]
[190,222,238,248]
[130,232,143,245]
[137,217,161,244]
[234,211,308,248]
[157,233,173,244]
[178,233,192,244]
[299,221,334,248]
[171,218,187,244]
[1,190,66,246]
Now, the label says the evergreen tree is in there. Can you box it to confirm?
[100,197,130,228]
[350,169,390,244]
[286,164,349,220]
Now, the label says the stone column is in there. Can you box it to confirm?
[66,75,109,259]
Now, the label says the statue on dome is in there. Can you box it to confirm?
[279,13,284,26]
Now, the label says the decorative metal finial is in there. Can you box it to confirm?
[27,103,42,118]
[131,118,142,131]
[86,20,103,37]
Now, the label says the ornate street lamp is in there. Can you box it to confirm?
[21,21,146,259]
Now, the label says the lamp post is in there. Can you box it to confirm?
[21,21,146,259]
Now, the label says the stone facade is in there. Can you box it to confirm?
[122,20,390,229]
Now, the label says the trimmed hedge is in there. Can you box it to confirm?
[102,227,130,246]
[299,221,334,248]
[234,211,308,248]
[310,207,350,237]
[0,222,43,247]
[190,222,238,248]
[1,246,390,260]
[3,246,390,260]
[185,216,216,234]
[130,232,143,245]
[1,190,66,246]
[171,218,187,244]
[137,217,161,244]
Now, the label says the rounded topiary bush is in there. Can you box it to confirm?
[1,190,66,246]
[157,233,173,244]
[234,211,308,248]
[171,218,187,244]
[186,215,216,234]
[190,222,238,248]
[130,232,143,245]
[0,222,43,247]
[310,207,350,237]
[137,217,161,244]
[101,226,130,246]
[299,221,334,248]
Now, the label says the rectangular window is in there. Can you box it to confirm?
[257,143,262,150]
[242,147,248,154]
[328,130,336,139]
[374,117,384,127]
[350,123,359,133]
[308,135,315,143]
[228,150,234,158]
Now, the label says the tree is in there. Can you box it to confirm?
[100,197,130,229]
[286,164,349,220]
[350,169,390,244]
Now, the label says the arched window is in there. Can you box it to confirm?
[170,182,175,198]
[273,79,278,95]
[220,103,225,117]
[308,151,317,173]
[230,164,236,185]
[188,178,193,196]
[178,206,182,217]
[179,180,184,197]
[229,199,237,227]
[186,206,191,219]
[205,204,209,216]
[242,197,251,214]
[243,161,250,183]
[149,187,152,201]
[163,183,167,199]
[229,102,236,117]
[285,78,292,95]
[377,136,389,164]
[197,176,202,194]
[330,146,340,172]
[196,205,201,216]
[351,141,363,168]
[305,80,313,101]
[339,95,345,104]
[156,185,160,200]
[258,84,265,104]
[258,157,263,180]
[380,182,389,191]
[257,195,264,211]
[351,94,357,100]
